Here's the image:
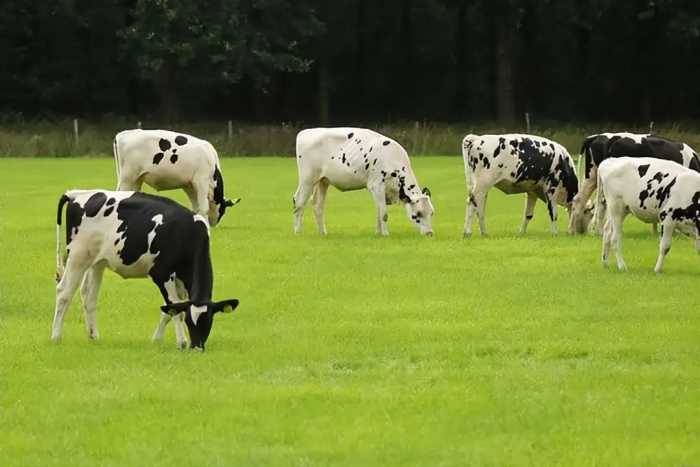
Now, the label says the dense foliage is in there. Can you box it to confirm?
[2,0,700,123]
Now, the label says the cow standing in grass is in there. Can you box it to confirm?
[462,133,588,236]
[113,129,240,227]
[293,128,434,236]
[598,157,700,273]
[52,190,239,350]
[570,133,700,234]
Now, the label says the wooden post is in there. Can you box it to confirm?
[228,120,233,141]
[137,121,142,129]
[73,118,79,146]
[649,121,654,134]
[525,112,531,134]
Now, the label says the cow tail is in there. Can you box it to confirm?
[580,136,594,185]
[56,193,71,282]
[593,169,605,233]
[113,134,121,184]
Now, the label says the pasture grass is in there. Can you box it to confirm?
[2,118,700,157]
[1,157,699,466]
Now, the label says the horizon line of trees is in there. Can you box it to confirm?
[3,0,700,125]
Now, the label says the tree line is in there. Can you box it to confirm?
[3,0,700,124]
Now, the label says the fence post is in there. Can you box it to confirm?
[525,112,531,134]
[137,121,142,129]
[649,121,654,134]
[73,118,79,146]
[228,120,233,141]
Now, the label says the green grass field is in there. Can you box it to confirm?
[1,157,699,466]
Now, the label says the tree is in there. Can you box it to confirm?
[119,0,321,120]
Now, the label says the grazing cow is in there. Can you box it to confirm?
[293,128,434,236]
[113,129,240,227]
[462,133,588,236]
[52,190,239,350]
[570,133,700,233]
[598,157,700,273]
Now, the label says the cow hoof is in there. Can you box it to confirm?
[177,341,188,350]
[463,232,472,238]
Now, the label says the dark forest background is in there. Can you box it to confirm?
[3,0,700,125]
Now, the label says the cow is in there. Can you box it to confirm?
[570,133,700,234]
[51,190,239,350]
[293,128,434,236]
[598,157,700,273]
[462,133,589,236]
[113,129,240,227]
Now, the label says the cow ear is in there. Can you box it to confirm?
[224,198,241,208]
[160,301,191,316]
[210,299,240,314]
[422,187,432,197]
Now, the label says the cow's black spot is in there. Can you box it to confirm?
[639,189,650,207]
[106,198,116,206]
[84,192,107,217]
[348,132,354,139]
[383,140,390,146]
[153,153,164,164]
[655,177,676,204]
[373,159,377,165]
[483,157,491,169]
[369,147,373,153]
[170,154,178,163]
[104,206,114,217]
[159,138,171,151]
[175,135,188,146]
[365,163,370,170]
[637,164,650,177]
[114,238,119,245]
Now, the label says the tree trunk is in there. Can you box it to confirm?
[156,60,178,122]
[494,19,516,123]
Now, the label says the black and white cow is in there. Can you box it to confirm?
[114,129,240,227]
[570,133,700,234]
[462,133,588,236]
[52,190,239,350]
[293,128,434,236]
[598,157,700,273]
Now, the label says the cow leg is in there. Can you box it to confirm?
[79,263,105,340]
[152,312,172,342]
[51,259,90,341]
[465,189,488,237]
[184,185,200,215]
[153,277,189,349]
[116,176,142,192]
[368,183,389,236]
[653,222,674,274]
[192,180,212,220]
[593,192,607,235]
[293,181,314,234]
[609,206,628,272]
[601,215,613,268]
[544,192,558,235]
[651,223,659,236]
[519,192,538,236]
[312,179,330,235]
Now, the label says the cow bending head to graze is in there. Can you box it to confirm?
[462,133,588,236]
[52,190,239,350]
[113,129,241,227]
[569,132,700,234]
[293,128,434,236]
[598,157,700,273]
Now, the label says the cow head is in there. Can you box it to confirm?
[568,200,595,234]
[210,166,241,226]
[404,187,435,236]
[161,299,239,350]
